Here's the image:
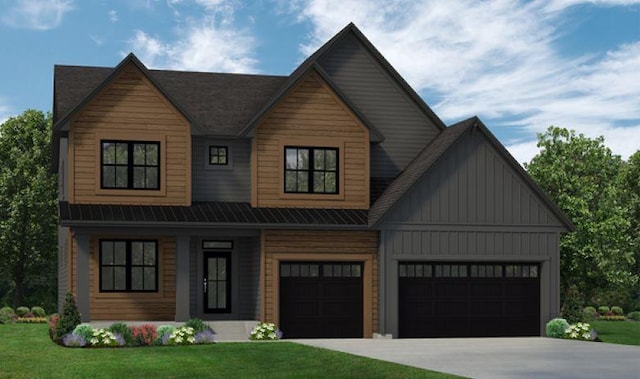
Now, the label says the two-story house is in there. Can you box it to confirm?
[52,23,573,338]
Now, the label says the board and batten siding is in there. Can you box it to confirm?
[253,70,370,209]
[191,137,251,202]
[261,230,378,337]
[318,33,441,179]
[68,62,191,206]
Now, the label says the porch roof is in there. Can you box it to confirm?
[58,201,368,228]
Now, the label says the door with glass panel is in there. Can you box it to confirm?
[203,252,231,313]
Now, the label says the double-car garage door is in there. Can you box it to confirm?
[399,262,540,338]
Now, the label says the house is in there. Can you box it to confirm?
[52,23,574,338]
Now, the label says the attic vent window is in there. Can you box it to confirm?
[209,146,228,165]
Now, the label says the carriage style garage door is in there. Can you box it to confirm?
[280,262,363,338]
[399,263,540,338]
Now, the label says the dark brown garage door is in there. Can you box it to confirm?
[399,263,540,338]
[280,262,363,338]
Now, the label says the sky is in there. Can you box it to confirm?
[0,0,639,164]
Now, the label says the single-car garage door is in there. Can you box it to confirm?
[280,262,363,338]
[399,263,540,338]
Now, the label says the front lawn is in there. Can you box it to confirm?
[591,320,640,346]
[0,324,461,379]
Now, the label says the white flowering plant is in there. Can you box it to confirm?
[564,322,593,341]
[164,326,196,345]
[249,322,282,341]
[89,328,125,347]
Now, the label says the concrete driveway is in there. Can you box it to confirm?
[294,338,640,379]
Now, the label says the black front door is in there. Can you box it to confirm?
[204,252,231,313]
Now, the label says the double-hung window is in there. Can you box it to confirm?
[284,146,338,194]
[101,140,160,189]
[100,240,158,292]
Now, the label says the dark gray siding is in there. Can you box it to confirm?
[189,237,198,317]
[58,137,68,201]
[236,237,260,319]
[57,226,69,312]
[191,137,251,202]
[318,33,441,178]
[384,130,565,227]
[376,130,564,337]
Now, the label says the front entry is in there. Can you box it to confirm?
[279,261,363,338]
[203,252,231,313]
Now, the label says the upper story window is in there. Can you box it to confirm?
[101,140,159,190]
[100,240,158,292]
[284,146,338,194]
[209,145,228,165]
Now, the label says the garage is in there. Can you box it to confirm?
[279,261,363,338]
[399,262,540,338]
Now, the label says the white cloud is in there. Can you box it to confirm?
[108,9,118,23]
[0,101,12,125]
[287,0,640,163]
[127,0,258,73]
[2,0,73,30]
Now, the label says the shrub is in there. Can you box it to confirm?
[627,311,640,321]
[156,325,176,345]
[164,326,195,345]
[185,318,213,333]
[73,324,94,342]
[131,324,157,346]
[249,322,282,341]
[16,317,47,323]
[194,330,216,344]
[48,314,60,341]
[89,329,125,347]
[561,286,584,323]
[564,322,593,341]
[610,306,624,316]
[597,306,610,315]
[15,306,30,317]
[63,334,87,348]
[583,306,597,321]
[31,306,46,317]
[597,315,627,321]
[109,322,134,346]
[546,318,570,338]
[0,306,16,324]
[55,293,81,342]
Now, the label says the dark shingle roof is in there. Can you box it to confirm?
[58,201,368,228]
[53,65,287,136]
[368,117,476,226]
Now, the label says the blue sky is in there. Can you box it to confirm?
[0,0,639,164]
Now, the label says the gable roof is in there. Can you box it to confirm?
[239,22,446,139]
[369,116,576,231]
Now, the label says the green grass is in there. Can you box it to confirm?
[0,324,461,379]
[591,320,640,346]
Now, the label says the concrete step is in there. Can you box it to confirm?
[86,320,259,342]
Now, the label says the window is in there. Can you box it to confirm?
[284,146,338,193]
[100,240,157,292]
[209,146,228,165]
[101,140,159,189]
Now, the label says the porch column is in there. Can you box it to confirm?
[175,235,190,321]
[75,233,90,322]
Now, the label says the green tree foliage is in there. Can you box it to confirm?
[0,110,57,310]
[525,126,637,308]
[619,151,640,309]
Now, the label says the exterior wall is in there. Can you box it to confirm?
[376,130,565,337]
[57,226,69,312]
[261,230,378,337]
[253,70,370,209]
[58,137,68,201]
[192,137,251,202]
[68,62,191,206]
[318,33,441,178]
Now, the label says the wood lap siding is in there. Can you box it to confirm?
[254,71,370,209]
[69,62,191,206]
[88,236,176,320]
[262,230,378,334]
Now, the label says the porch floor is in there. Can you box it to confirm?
[87,320,259,342]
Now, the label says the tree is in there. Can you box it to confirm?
[619,150,640,309]
[0,110,57,309]
[525,126,637,308]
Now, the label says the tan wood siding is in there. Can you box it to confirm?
[69,62,191,206]
[254,70,370,209]
[261,230,378,336]
[87,236,176,321]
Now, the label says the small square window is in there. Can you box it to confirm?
[209,146,228,165]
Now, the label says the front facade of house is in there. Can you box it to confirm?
[53,24,573,338]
